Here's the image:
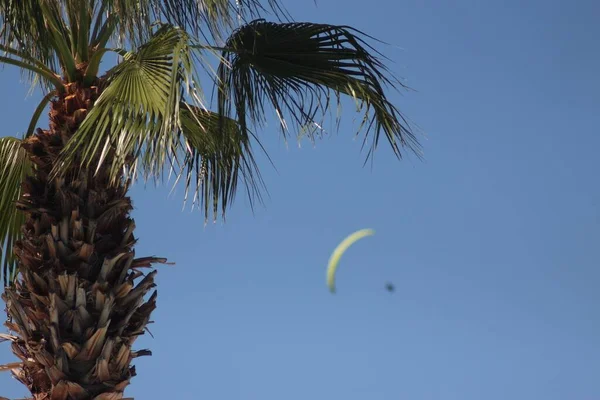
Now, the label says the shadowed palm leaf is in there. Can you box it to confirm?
[179,105,263,220]
[159,0,288,40]
[217,20,422,161]
[0,137,32,286]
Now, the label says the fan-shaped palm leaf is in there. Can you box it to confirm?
[217,20,421,161]
[54,24,261,221]
[55,24,198,181]
[0,137,33,286]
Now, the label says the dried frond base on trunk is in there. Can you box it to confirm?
[3,81,164,399]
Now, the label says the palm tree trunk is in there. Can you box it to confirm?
[2,81,164,399]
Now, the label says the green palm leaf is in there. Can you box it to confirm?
[1,1,287,88]
[153,0,288,40]
[1,0,78,84]
[217,20,422,161]
[0,0,59,75]
[55,24,199,182]
[55,24,262,221]
[0,136,33,286]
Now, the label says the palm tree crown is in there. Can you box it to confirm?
[1,0,420,282]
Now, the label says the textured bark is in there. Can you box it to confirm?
[2,80,164,399]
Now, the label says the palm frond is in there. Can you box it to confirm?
[159,0,240,40]
[0,0,78,86]
[0,53,62,90]
[217,20,421,161]
[0,44,62,92]
[96,0,286,48]
[0,0,59,74]
[54,24,199,184]
[55,23,264,222]
[26,90,58,136]
[178,104,263,221]
[0,137,32,286]
[36,1,78,80]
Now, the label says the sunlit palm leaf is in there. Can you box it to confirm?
[218,20,421,161]
[0,137,32,286]
[179,104,263,221]
[55,24,199,183]
[55,23,265,221]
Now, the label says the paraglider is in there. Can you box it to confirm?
[326,229,375,293]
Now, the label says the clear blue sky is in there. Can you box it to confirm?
[1,0,599,399]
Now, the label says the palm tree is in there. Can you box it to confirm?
[0,1,420,398]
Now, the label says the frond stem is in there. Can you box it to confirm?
[0,56,63,90]
[26,90,58,137]
[84,47,126,85]
[0,45,59,79]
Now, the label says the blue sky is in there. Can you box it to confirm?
[1,0,599,399]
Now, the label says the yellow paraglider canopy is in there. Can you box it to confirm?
[326,229,375,293]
